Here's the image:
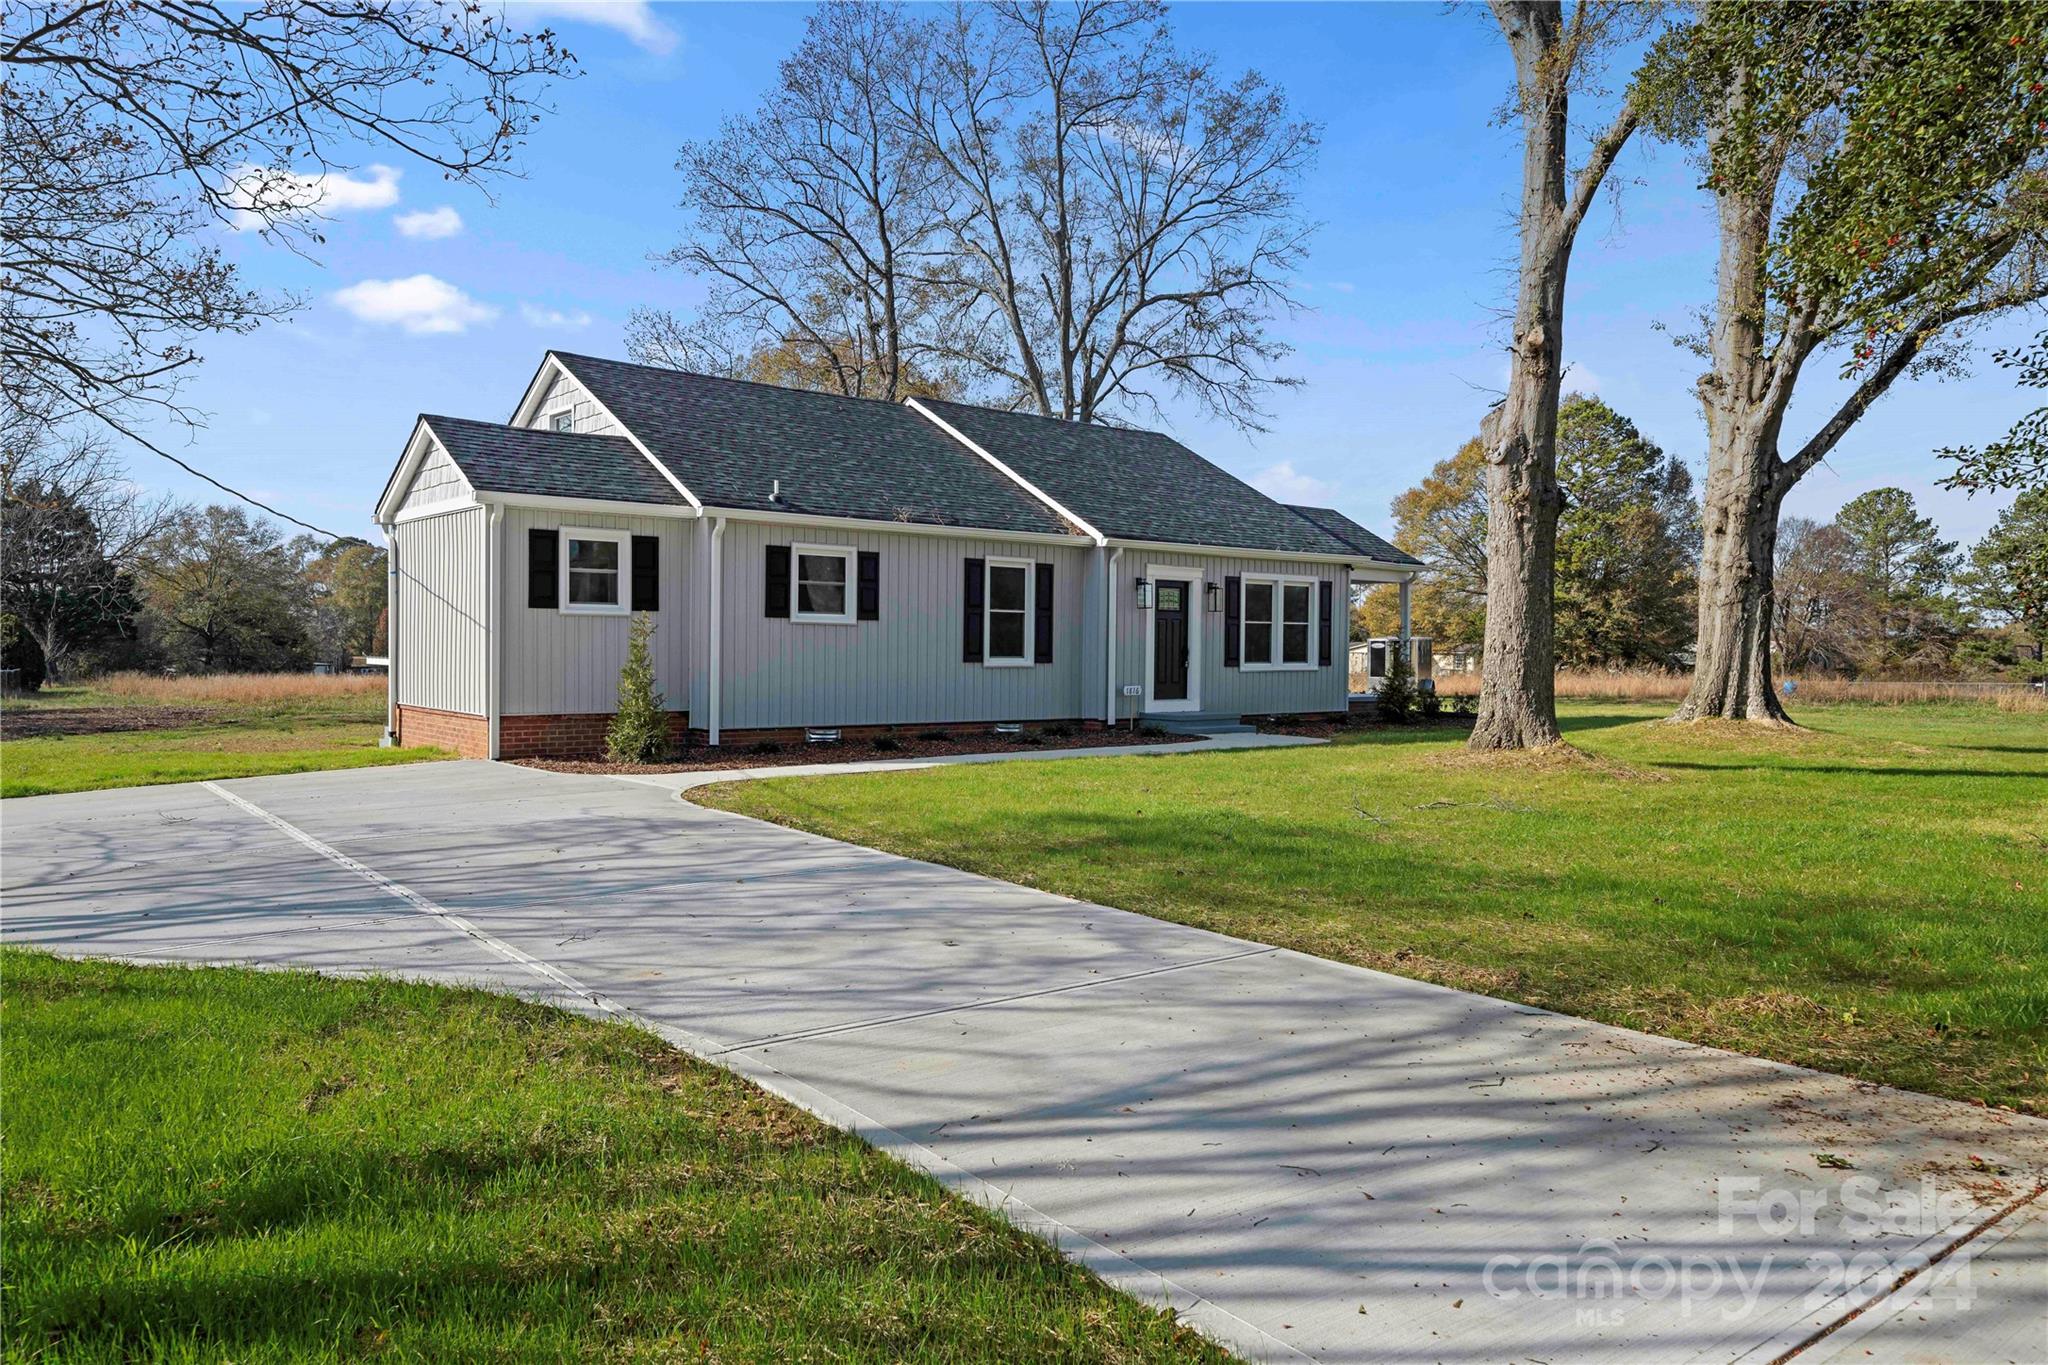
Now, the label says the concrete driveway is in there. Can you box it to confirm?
[4,759,2043,1364]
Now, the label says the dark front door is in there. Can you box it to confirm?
[1153,579,1190,701]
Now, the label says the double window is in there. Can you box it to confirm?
[561,528,630,614]
[985,559,1033,664]
[792,544,855,623]
[1241,575,1314,669]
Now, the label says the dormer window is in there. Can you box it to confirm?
[548,410,573,433]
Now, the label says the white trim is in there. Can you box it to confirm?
[708,515,726,746]
[1104,546,1122,724]
[1142,563,1202,713]
[789,542,858,624]
[1107,534,1418,574]
[376,419,478,524]
[382,525,398,742]
[479,491,696,520]
[905,397,1108,546]
[486,504,504,758]
[393,496,479,525]
[511,353,705,512]
[983,556,1036,667]
[558,525,632,616]
[1239,572,1318,672]
[710,503,1081,545]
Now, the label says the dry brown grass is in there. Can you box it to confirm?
[91,671,386,706]
[1423,667,2045,711]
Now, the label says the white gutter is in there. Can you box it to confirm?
[707,515,726,746]
[1105,545,1122,725]
[381,522,398,745]
[485,504,504,759]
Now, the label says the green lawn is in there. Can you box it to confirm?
[700,702,2048,1113]
[1,952,1218,1362]
[1,690,447,798]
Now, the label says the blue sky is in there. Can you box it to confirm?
[146,1,2033,549]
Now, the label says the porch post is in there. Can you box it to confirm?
[1398,577,1412,659]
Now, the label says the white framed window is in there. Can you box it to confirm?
[547,409,574,433]
[791,543,856,624]
[560,527,630,615]
[1241,574,1316,670]
[985,557,1034,666]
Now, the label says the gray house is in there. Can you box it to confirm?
[373,351,1421,758]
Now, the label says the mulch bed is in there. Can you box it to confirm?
[1260,710,1478,738]
[0,706,222,738]
[516,724,1194,775]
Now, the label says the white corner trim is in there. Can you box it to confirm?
[522,352,706,514]
[905,397,1107,546]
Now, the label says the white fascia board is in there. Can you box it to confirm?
[539,352,705,513]
[712,503,1089,547]
[375,418,474,525]
[903,397,1107,546]
[392,497,481,525]
[1102,535,1361,568]
[478,491,698,520]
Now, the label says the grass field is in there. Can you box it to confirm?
[701,702,2048,1113]
[1,675,446,798]
[1,952,1218,1362]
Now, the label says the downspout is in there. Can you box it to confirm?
[486,503,504,759]
[707,514,726,746]
[381,523,398,746]
[1105,546,1123,725]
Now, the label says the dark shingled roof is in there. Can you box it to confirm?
[1285,504,1422,566]
[915,398,1359,558]
[421,414,688,506]
[552,354,1076,536]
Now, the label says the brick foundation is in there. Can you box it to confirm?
[684,718,1096,748]
[498,711,690,760]
[394,706,688,760]
[394,705,489,759]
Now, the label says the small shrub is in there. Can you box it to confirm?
[1136,722,1169,738]
[1042,723,1074,738]
[1419,688,1443,718]
[748,739,783,756]
[1377,647,1416,722]
[605,615,670,764]
[916,729,951,742]
[871,736,901,752]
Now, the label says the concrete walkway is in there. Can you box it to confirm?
[3,759,2042,1363]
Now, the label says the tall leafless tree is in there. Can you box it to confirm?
[1470,1,1656,751]
[631,3,960,400]
[2,1,575,529]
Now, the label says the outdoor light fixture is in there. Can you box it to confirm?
[1203,582,1222,613]
[1134,576,1152,609]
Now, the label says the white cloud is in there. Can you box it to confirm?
[394,206,464,239]
[507,1,678,55]
[1250,460,1340,505]
[1325,281,1357,294]
[1561,361,1603,395]
[228,164,401,229]
[519,301,594,329]
[332,275,498,335]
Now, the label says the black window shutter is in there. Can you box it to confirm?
[1223,575,1241,667]
[528,528,558,609]
[1319,580,1334,666]
[1034,562,1054,663]
[857,550,880,621]
[962,557,985,662]
[765,545,791,618]
[631,535,659,611]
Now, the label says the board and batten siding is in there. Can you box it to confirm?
[394,507,486,714]
[715,519,1089,730]
[530,371,623,436]
[399,440,470,511]
[497,507,693,716]
[1114,553,1349,715]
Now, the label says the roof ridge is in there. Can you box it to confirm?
[548,350,942,414]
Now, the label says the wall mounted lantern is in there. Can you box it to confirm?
[1134,577,1152,609]
[1203,582,1223,613]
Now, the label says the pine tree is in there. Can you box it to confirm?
[1377,645,1416,722]
[605,614,670,764]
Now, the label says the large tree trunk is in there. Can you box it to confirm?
[1471,2,1570,752]
[1672,172,1799,724]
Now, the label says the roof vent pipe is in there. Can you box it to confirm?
[770,478,782,504]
